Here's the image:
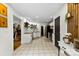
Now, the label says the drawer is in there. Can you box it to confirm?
[0,3,7,16]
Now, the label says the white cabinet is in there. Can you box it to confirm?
[58,41,79,56]
[33,32,40,38]
[22,33,32,44]
[60,48,67,56]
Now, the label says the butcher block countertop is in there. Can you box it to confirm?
[24,32,33,34]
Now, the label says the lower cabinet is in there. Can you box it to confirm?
[60,49,67,56]
[23,34,32,44]
[33,32,40,38]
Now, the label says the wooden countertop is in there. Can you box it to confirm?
[24,32,33,34]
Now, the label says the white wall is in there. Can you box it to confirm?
[13,16,21,25]
[0,3,67,55]
[53,4,67,43]
[0,3,24,56]
[0,4,14,56]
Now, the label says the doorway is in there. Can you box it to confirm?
[13,16,21,50]
[55,16,60,48]
[46,25,50,38]
[41,26,43,36]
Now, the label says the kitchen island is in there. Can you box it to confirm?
[33,31,40,39]
[23,32,33,44]
[22,31,40,44]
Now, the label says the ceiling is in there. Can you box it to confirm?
[8,3,64,23]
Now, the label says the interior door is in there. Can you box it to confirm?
[47,25,50,38]
[13,16,21,50]
[41,26,43,36]
[55,16,60,48]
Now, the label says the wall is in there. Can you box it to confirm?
[0,3,67,55]
[13,16,21,25]
[0,3,24,56]
[0,4,14,55]
[42,25,45,36]
[53,4,67,43]
[67,3,79,42]
[8,4,25,45]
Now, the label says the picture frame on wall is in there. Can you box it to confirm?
[0,3,8,28]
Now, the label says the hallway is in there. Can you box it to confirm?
[13,37,58,56]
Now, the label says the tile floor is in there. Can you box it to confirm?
[13,37,58,56]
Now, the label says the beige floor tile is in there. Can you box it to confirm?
[13,37,58,56]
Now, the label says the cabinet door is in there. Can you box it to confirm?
[0,3,7,16]
[60,49,67,56]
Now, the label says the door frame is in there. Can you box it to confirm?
[55,16,60,48]
[55,16,60,56]
[13,15,21,50]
